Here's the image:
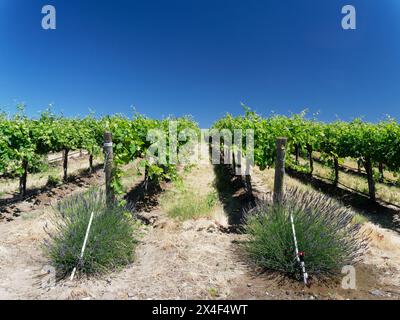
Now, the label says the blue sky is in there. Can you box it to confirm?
[0,0,399,127]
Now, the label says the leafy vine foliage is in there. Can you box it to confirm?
[0,107,199,197]
[104,114,199,195]
[213,109,400,201]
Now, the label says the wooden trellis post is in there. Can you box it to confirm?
[63,149,69,182]
[19,159,28,197]
[364,157,376,201]
[104,132,114,206]
[273,137,287,205]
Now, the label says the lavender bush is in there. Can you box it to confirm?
[243,187,369,279]
[45,188,139,278]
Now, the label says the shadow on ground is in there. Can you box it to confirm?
[286,167,400,234]
[312,156,399,188]
[0,164,103,222]
[212,164,255,230]
[124,179,162,213]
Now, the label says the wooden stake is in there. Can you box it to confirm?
[364,157,376,201]
[273,137,287,205]
[306,144,313,175]
[295,144,300,164]
[89,154,93,174]
[63,149,69,182]
[334,156,339,186]
[19,159,28,197]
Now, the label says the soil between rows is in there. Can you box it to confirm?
[0,159,399,300]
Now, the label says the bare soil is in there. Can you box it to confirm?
[0,154,102,223]
[0,160,399,300]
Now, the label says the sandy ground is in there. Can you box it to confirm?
[0,162,248,299]
[0,159,400,300]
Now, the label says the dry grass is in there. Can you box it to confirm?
[312,152,399,184]
[1,160,400,299]
[255,166,315,193]
[342,157,399,183]
[363,222,400,252]
[312,159,400,206]
[286,154,400,206]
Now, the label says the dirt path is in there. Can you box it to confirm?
[1,162,400,300]
[0,163,249,299]
[49,211,247,300]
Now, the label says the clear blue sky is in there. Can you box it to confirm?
[0,0,399,127]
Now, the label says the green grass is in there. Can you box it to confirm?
[207,287,219,298]
[352,213,369,225]
[46,174,62,188]
[160,183,218,221]
[45,188,141,279]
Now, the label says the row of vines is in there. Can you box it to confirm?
[2,106,399,202]
[0,107,198,197]
[213,109,400,202]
